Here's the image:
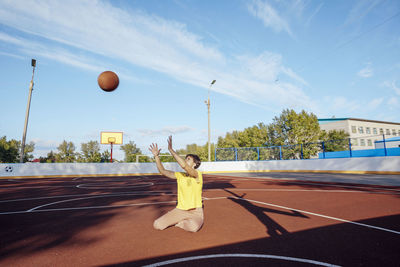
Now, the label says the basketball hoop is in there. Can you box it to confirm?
[100,132,123,163]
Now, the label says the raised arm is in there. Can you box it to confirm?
[149,143,176,179]
[167,136,198,179]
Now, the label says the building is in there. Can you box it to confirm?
[318,118,400,150]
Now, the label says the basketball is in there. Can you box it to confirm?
[98,71,119,92]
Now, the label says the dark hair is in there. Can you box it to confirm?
[186,154,201,169]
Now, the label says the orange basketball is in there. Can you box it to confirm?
[98,71,119,92]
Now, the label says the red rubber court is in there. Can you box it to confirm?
[0,172,399,266]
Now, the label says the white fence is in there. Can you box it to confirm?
[1,157,400,179]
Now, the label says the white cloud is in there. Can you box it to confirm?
[247,0,294,37]
[382,80,400,96]
[0,0,313,111]
[368,97,384,109]
[345,0,381,25]
[0,51,25,59]
[305,2,323,27]
[357,63,373,78]
[138,126,194,137]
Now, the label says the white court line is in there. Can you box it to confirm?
[205,196,400,235]
[143,253,340,267]
[76,182,154,189]
[212,176,400,192]
[213,176,400,192]
[0,200,177,215]
[205,188,400,195]
[0,191,175,203]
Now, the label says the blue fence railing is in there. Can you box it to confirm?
[215,135,400,161]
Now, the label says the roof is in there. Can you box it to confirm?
[318,118,400,125]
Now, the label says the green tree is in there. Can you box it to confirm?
[267,109,320,145]
[80,141,102,162]
[266,109,321,159]
[0,136,19,163]
[56,140,77,162]
[46,151,56,163]
[101,150,111,162]
[39,151,56,163]
[0,136,34,163]
[319,130,350,152]
[217,131,240,148]
[176,143,216,162]
[217,123,268,148]
[120,141,142,162]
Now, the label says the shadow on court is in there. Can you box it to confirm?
[103,214,400,267]
[0,176,180,259]
[223,189,309,237]
[0,175,237,260]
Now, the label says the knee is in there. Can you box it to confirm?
[153,219,165,230]
[186,221,203,232]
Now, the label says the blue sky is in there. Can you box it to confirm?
[0,0,399,160]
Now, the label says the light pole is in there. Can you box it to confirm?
[20,59,36,163]
[205,80,216,162]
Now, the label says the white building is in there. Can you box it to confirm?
[318,118,400,150]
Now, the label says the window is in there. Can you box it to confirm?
[351,139,358,146]
[360,139,365,146]
[386,129,390,135]
[367,139,372,146]
[366,127,371,134]
[373,128,377,135]
[392,129,397,136]
[351,126,356,133]
[358,127,364,134]
[380,128,384,134]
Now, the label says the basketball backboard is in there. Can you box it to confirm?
[100,132,123,145]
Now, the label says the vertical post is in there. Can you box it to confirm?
[20,59,36,163]
[301,144,303,159]
[214,147,217,162]
[257,147,260,160]
[110,143,113,163]
[348,138,352,158]
[322,142,326,159]
[279,146,282,160]
[383,134,387,156]
[235,147,238,161]
[206,80,216,162]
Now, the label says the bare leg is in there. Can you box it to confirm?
[154,208,203,232]
[153,208,191,230]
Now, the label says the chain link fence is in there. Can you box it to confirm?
[215,135,400,161]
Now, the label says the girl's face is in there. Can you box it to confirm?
[185,156,195,168]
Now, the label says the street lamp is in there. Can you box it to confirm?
[20,59,36,163]
[205,80,216,162]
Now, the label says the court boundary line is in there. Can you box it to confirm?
[142,253,341,267]
[221,197,400,235]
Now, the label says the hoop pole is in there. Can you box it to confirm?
[110,143,114,163]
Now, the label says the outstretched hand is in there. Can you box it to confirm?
[149,143,161,157]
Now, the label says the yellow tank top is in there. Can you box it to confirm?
[175,170,203,210]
